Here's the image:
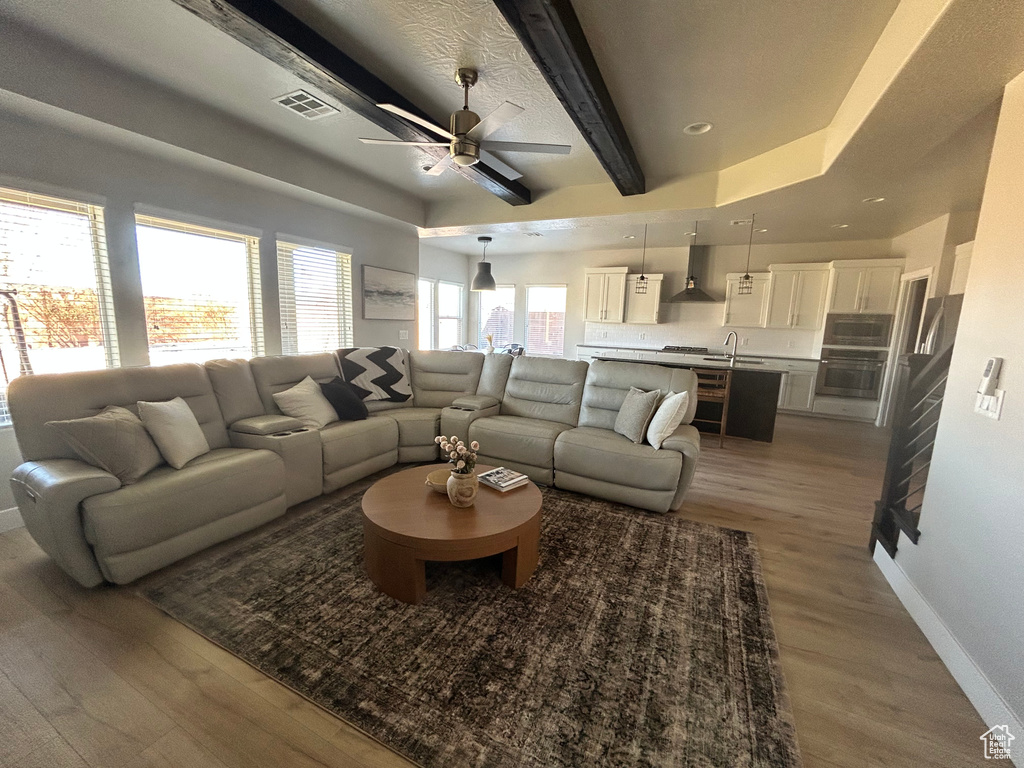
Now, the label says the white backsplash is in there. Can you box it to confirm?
[582,302,820,358]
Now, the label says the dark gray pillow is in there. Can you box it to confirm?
[47,406,164,485]
[614,387,662,444]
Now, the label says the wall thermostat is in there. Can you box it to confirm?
[978,357,1003,396]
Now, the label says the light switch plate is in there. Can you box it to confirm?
[398,330,409,340]
[974,389,1005,420]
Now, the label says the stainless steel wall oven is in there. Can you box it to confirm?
[816,348,887,399]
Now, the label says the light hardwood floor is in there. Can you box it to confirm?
[0,415,990,767]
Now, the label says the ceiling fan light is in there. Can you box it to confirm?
[471,261,496,291]
[453,153,478,167]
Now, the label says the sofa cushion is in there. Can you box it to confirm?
[320,377,368,421]
[204,359,265,425]
[499,357,588,426]
[272,376,338,430]
[408,350,484,408]
[137,397,212,470]
[319,417,399,475]
[249,353,342,414]
[468,415,572,470]
[8,363,230,462]
[338,346,412,402]
[81,448,284,555]
[554,427,682,491]
[377,407,440,447]
[579,360,698,431]
[647,391,691,449]
[47,406,164,485]
[613,387,661,444]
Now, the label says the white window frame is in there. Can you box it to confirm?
[134,213,265,363]
[477,284,516,350]
[0,185,119,423]
[419,278,464,349]
[525,283,568,357]
[277,238,354,354]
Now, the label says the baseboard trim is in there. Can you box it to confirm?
[874,546,1023,764]
[0,506,24,533]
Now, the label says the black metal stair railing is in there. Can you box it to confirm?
[870,345,955,557]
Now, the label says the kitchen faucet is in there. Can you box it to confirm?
[723,331,739,367]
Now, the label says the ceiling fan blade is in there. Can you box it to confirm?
[480,140,572,155]
[479,151,523,180]
[359,138,449,146]
[424,154,453,176]
[377,104,454,140]
[466,101,525,140]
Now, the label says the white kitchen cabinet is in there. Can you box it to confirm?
[723,273,771,327]
[624,273,663,324]
[828,261,902,314]
[583,267,628,323]
[777,371,817,411]
[766,265,828,330]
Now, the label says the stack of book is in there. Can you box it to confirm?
[478,467,530,493]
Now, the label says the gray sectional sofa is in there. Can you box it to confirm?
[7,351,701,587]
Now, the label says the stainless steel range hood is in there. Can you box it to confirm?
[667,245,719,302]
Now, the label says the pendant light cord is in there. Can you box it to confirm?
[744,214,755,278]
[640,224,648,276]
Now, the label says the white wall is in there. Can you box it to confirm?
[0,108,420,513]
[446,238,893,359]
[889,211,980,298]
[888,72,1024,727]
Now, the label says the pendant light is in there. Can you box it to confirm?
[470,236,496,291]
[635,225,649,294]
[737,214,756,295]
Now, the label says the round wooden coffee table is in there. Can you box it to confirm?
[361,464,542,604]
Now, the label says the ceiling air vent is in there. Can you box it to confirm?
[730,219,752,226]
[274,90,339,120]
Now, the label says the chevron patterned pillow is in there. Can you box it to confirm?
[337,346,413,402]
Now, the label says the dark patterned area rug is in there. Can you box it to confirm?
[138,484,801,768]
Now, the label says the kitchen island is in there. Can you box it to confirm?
[593,355,783,443]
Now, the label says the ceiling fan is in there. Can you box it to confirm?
[358,68,571,180]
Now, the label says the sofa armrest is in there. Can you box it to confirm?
[10,459,122,587]
[450,395,500,411]
[440,403,499,441]
[229,429,322,506]
[231,414,305,435]
[660,424,702,511]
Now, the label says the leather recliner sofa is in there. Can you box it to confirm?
[7,351,701,587]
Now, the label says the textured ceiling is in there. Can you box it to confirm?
[572,0,902,180]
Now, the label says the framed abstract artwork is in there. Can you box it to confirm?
[361,265,416,321]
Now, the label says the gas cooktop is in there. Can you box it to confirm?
[662,346,710,354]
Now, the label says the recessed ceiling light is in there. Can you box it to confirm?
[831,223,850,229]
[862,196,886,204]
[683,122,713,135]
[623,235,636,239]
[682,231,696,236]
[755,228,768,233]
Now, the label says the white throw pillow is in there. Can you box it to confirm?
[137,397,211,469]
[272,376,338,430]
[646,391,691,449]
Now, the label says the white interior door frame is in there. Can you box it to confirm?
[877,267,933,427]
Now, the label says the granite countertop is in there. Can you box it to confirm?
[593,355,787,374]
[575,344,819,363]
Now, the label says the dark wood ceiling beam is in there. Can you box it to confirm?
[170,0,531,205]
[492,0,645,196]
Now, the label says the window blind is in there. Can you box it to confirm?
[526,285,567,356]
[417,278,435,350]
[277,241,353,354]
[478,285,516,348]
[135,214,264,365]
[0,186,119,424]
